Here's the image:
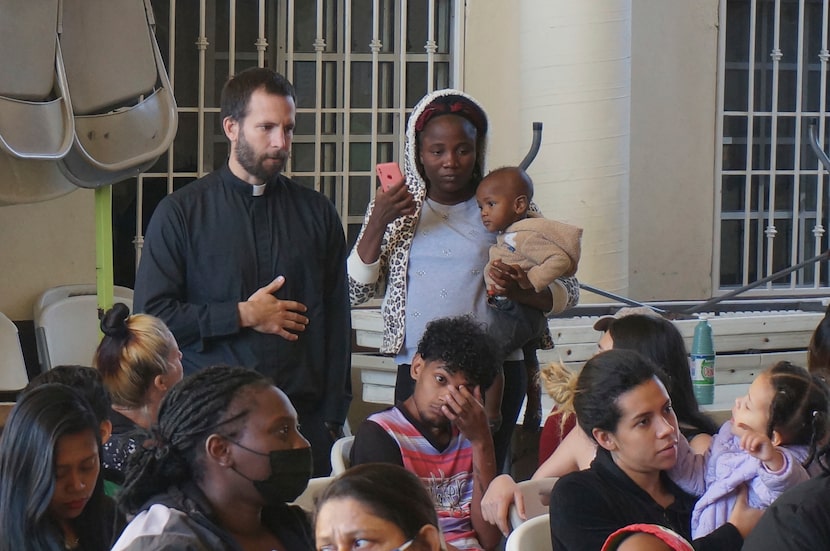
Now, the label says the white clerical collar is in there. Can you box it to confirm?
[252,183,267,196]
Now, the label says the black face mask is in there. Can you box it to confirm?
[228,440,313,505]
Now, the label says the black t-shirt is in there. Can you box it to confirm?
[741,472,830,550]
[549,448,743,551]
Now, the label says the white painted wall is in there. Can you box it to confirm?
[462,2,523,169]
[627,0,720,300]
[467,0,719,303]
[0,189,96,319]
[517,0,632,299]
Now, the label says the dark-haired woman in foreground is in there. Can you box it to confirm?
[549,349,760,551]
[314,463,445,551]
[0,384,116,551]
[112,366,314,550]
[483,314,719,535]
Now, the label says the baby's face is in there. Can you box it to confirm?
[475,176,522,232]
[731,371,775,436]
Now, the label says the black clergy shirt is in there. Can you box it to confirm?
[134,164,351,423]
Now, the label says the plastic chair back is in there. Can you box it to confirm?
[34,285,133,371]
[505,513,552,551]
[291,476,334,513]
[509,477,557,530]
[330,435,355,475]
[36,293,134,371]
[33,284,134,325]
[0,313,29,391]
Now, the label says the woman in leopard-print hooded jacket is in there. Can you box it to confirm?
[347,88,580,465]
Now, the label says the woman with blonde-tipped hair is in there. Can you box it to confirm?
[93,302,183,485]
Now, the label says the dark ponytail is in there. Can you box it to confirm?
[574,349,667,439]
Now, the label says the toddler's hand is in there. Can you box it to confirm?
[736,423,784,470]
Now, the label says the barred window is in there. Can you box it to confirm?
[112,0,460,287]
[716,0,830,292]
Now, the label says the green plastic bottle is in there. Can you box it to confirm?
[690,316,715,405]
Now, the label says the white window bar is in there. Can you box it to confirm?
[763,0,782,289]
[343,0,353,227]
[790,0,805,287]
[369,0,381,192]
[812,0,829,286]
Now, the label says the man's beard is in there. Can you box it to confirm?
[236,129,289,182]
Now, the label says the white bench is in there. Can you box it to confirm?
[351,306,820,414]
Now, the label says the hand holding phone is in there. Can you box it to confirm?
[376,162,404,192]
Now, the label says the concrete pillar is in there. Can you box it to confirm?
[519,0,632,299]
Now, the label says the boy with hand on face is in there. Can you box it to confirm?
[350,316,503,551]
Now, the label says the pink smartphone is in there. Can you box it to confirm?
[376,162,404,192]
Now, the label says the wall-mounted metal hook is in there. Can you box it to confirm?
[808,118,830,172]
[519,122,543,170]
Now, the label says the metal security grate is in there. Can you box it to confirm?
[112,0,460,287]
[716,0,830,294]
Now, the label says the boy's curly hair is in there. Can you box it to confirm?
[417,316,500,390]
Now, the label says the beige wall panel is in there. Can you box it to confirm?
[0,189,96,320]
[463,1,523,169]
[628,0,720,300]
[468,1,635,302]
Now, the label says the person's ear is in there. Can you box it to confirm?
[514,194,528,214]
[593,427,618,452]
[771,430,783,446]
[410,353,424,380]
[415,524,442,551]
[205,434,233,467]
[99,420,113,444]
[223,116,239,143]
[153,373,169,392]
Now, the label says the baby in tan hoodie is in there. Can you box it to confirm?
[478,166,582,298]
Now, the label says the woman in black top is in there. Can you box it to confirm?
[549,349,760,551]
[741,437,830,550]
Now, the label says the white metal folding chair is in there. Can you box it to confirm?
[330,435,355,475]
[0,0,77,205]
[57,0,178,188]
[505,513,552,551]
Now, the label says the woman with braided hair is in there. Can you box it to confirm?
[112,366,314,551]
